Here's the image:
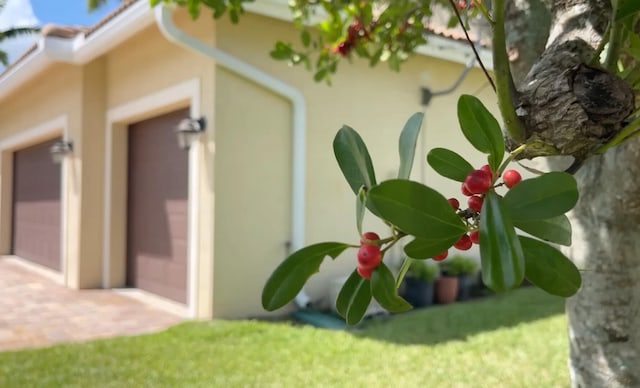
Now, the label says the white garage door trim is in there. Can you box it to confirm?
[0,114,70,285]
[103,78,201,318]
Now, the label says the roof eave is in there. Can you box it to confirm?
[0,0,155,102]
[0,0,493,103]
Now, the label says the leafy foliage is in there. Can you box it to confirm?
[262,96,581,324]
[457,95,505,172]
[262,242,351,310]
[479,191,525,292]
[427,147,474,182]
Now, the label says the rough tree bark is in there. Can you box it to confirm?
[506,0,640,386]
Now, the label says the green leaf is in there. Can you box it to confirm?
[356,186,366,236]
[301,30,311,47]
[367,180,467,239]
[335,270,372,325]
[519,236,581,297]
[313,68,329,82]
[480,191,525,292]
[457,95,505,171]
[397,112,424,179]
[427,148,474,182]
[262,242,351,310]
[616,0,640,21]
[404,235,462,260]
[503,172,578,221]
[514,215,572,246]
[270,42,294,60]
[333,126,377,194]
[370,263,412,312]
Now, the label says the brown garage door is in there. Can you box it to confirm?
[12,138,62,270]
[127,108,189,304]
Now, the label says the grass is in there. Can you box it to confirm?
[0,287,568,387]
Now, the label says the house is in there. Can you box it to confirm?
[0,0,496,319]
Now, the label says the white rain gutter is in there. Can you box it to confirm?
[155,5,311,307]
[0,43,50,101]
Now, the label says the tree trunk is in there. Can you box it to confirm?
[565,141,640,387]
[506,1,640,386]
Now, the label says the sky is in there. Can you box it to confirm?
[1,0,122,66]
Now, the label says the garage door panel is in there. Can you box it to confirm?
[12,138,62,271]
[127,108,188,304]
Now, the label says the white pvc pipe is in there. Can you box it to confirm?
[155,5,311,308]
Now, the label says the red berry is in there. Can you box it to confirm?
[469,230,480,244]
[454,234,473,251]
[503,169,522,188]
[333,41,352,56]
[468,195,484,212]
[433,250,448,261]
[461,182,472,196]
[448,198,460,210]
[464,169,493,194]
[360,232,380,245]
[357,244,381,269]
[357,265,373,279]
[480,164,492,176]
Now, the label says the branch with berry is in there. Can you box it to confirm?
[262,95,582,325]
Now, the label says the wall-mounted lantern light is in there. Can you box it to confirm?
[49,140,73,164]
[176,117,206,150]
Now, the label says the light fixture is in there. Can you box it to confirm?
[49,140,73,164]
[176,117,206,150]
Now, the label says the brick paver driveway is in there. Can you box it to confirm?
[0,258,183,351]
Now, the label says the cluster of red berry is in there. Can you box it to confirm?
[333,20,371,57]
[457,0,478,9]
[356,232,382,279]
[433,165,522,262]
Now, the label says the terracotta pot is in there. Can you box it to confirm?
[435,275,459,304]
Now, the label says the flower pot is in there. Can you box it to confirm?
[457,274,473,301]
[435,275,459,304]
[402,277,434,308]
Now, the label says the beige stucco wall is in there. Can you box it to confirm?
[0,6,500,320]
[214,13,498,317]
[103,9,216,318]
[0,62,104,288]
[0,8,217,317]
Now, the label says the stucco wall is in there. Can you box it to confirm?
[0,63,86,287]
[214,13,498,317]
[104,8,216,318]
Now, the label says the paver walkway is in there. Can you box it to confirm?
[0,258,183,351]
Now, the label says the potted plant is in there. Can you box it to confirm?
[401,260,438,308]
[438,255,479,302]
[436,258,460,304]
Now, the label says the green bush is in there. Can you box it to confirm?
[407,260,439,282]
[439,255,478,276]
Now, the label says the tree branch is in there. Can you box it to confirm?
[491,0,526,143]
[603,19,623,71]
[447,0,496,93]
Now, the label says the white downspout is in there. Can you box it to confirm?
[155,5,311,308]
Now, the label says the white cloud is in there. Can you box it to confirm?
[0,0,40,68]
[0,0,39,28]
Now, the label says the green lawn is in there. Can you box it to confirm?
[0,288,568,387]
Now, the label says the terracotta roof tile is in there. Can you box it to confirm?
[41,24,88,38]
[425,5,491,47]
[85,0,140,37]
[0,0,141,75]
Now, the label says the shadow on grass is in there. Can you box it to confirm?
[353,287,565,346]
